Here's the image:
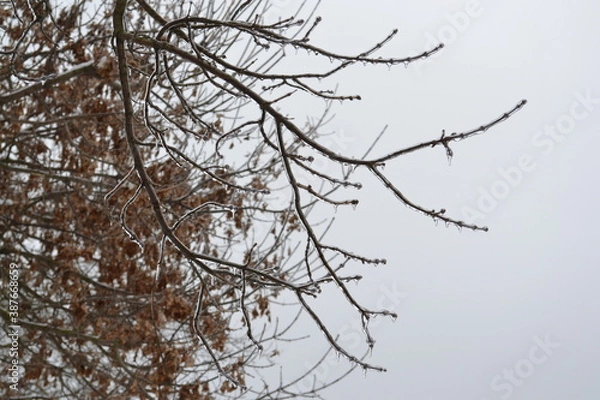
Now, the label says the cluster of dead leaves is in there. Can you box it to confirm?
[0,2,281,398]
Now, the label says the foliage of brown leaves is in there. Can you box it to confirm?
[0,2,286,398]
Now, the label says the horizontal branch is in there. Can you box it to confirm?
[0,60,96,105]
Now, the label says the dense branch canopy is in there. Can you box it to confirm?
[0,0,525,398]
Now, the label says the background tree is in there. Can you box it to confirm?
[0,0,525,398]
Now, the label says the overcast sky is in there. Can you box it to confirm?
[263,1,600,399]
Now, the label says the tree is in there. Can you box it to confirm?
[0,0,526,398]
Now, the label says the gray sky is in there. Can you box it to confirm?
[265,0,600,399]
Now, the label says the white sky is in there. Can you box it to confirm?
[263,0,600,399]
